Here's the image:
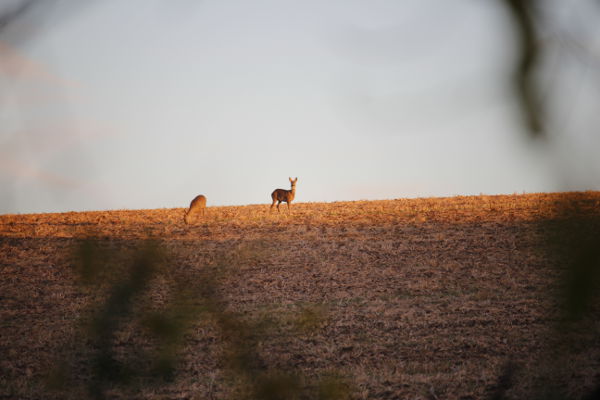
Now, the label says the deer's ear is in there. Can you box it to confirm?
[289,177,292,182]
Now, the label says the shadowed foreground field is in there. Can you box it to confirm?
[1,192,600,399]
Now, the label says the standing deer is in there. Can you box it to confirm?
[270,177,298,213]
[184,194,206,224]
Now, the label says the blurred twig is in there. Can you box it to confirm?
[0,0,40,33]
[500,0,544,136]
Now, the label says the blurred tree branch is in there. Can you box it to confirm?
[0,0,39,33]
[500,0,544,136]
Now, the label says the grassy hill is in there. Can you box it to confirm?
[1,192,600,399]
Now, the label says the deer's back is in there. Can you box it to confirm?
[272,189,293,202]
[189,194,206,210]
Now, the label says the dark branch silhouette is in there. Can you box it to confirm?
[500,0,544,136]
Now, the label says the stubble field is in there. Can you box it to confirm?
[1,192,600,399]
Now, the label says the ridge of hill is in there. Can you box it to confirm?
[2,191,599,239]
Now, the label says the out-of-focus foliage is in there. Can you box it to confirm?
[546,213,600,321]
[499,0,600,140]
[500,0,544,135]
[54,239,204,399]
[498,0,600,396]
[53,238,349,399]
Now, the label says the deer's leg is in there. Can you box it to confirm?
[287,201,291,213]
[270,199,276,213]
[277,201,281,212]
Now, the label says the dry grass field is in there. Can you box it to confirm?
[2,192,600,400]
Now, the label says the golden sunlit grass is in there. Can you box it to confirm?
[1,191,600,399]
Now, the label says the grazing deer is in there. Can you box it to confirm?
[270,177,298,213]
[184,194,206,224]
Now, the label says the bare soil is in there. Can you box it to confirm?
[1,192,600,399]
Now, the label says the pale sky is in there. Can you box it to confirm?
[1,0,599,214]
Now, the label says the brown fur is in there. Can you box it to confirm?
[184,194,206,224]
[270,177,297,213]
